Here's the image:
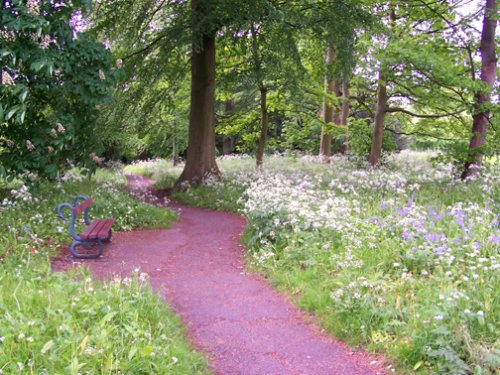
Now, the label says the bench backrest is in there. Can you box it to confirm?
[73,198,93,216]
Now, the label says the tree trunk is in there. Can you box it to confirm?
[369,69,388,167]
[319,44,335,160]
[461,0,497,179]
[175,0,219,187]
[369,9,395,167]
[222,99,235,155]
[341,80,350,154]
[256,87,268,167]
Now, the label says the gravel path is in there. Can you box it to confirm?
[53,174,387,375]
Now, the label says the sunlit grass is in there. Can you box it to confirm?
[0,168,210,374]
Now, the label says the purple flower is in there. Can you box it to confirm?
[402,229,410,241]
[398,207,410,216]
[434,244,448,254]
[489,234,500,245]
[425,233,442,243]
[433,211,445,222]
[471,242,481,251]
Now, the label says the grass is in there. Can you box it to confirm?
[131,152,500,374]
[0,168,210,374]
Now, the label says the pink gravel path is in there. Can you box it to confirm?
[52,174,388,375]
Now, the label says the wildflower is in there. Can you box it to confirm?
[49,128,57,138]
[116,58,123,68]
[26,0,40,15]
[27,336,34,343]
[0,336,4,342]
[4,139,14,148]
[47,146,54,153]
[0,29,16,41]
[39,35,50,49]
[99,69,106,81]
[55,123,65,134]
[477,310,484,317]
[1,70,14,85]
[434,315,444,321]
[172,356,178,364]
[18,333,25,340]
[489,234,499,245]
[26,140,35,151]
[464,309,471,314]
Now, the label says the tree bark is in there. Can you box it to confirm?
[175,0,219,187]
[369,69,388,167]
[319,44,335,160]
[341,80,350,154]
[461,0,497,179]
[256,87,268,167]
[369,9,395,167]
[222,99,235,155]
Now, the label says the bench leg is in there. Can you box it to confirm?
[103,230,112,243]
[70,239,103,259]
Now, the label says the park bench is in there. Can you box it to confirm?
[57,195,115,259]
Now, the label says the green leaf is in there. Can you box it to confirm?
[31,61,45,72]
[128,346,138,361]
[41,340,54,354]
[5,105,20,121]
[19,108,26,124]
[79,335,89,354]
[19,88,29,103]
[100,311,117,325]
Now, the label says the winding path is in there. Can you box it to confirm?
[53,175,387,375]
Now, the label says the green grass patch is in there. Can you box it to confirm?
[0,168,210,374]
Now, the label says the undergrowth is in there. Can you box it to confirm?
[0,168,210,374]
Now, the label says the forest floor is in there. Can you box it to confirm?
[52,174,388,375]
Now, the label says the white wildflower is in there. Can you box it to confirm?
[1,70,14,86]
[39,35,50,49]
[26,0,40,15]
[26,140,35,152]
[55,123,65,134]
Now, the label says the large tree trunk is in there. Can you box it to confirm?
[369,70,388,167]
[461,0,497,179]
[256,87,268,167]
[341,80,350,154]
[319,44,335,160]
[175,0,219,187]
[222,99,235,155]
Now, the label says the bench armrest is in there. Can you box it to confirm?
[73,195,90,225]
[57,203,73,222]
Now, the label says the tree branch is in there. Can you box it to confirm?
[385,127,461,141]
[386,107,465,118]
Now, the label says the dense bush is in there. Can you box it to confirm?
[0,0,116,179]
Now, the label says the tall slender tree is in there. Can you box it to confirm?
[461,0,498,179]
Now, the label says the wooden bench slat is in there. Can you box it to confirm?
[81,218,115,240]
[73,198,94,216]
